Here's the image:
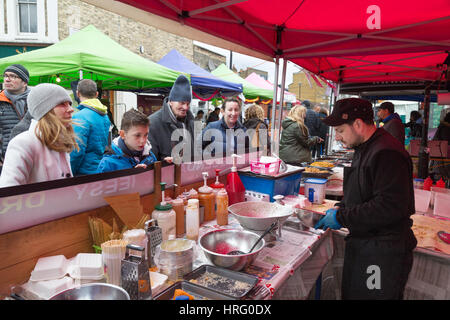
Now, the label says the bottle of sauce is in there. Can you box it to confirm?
[226,154,246,205]
[186,199,200,241]
[198,172,215,222]
[172,198,185,237]
[216,189,229,226]
[152,183,176,241]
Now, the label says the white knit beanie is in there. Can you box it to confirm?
[27,83,72,120]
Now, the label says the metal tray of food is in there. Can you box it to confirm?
[302,171,334,179]
[153,280,235,300]
[183,265,258,299]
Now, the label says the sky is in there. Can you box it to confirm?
[194,40,301,88]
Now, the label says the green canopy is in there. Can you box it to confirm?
[0,25,185,90]
[211,64,273,100]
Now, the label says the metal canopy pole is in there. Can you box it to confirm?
[418,86,431,178]
[270,56,280,155]
[277,59,287,136]
[326,82,340,154]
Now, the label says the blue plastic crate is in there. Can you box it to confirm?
[238,169,303,202]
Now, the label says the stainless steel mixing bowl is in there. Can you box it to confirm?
[228,201,294,231]
[198,229,265,271]
[49,283,130,300]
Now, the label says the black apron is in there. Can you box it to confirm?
[341,167,415,300]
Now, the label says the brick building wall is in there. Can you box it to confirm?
[288,71,329,106]
[58,0,193,62]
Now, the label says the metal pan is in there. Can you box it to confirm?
[153,280,235,300]
[183,265,258,299]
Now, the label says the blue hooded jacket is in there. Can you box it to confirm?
[97,137,157,173]
[70,99,111,175]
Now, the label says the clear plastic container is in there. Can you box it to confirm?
[186,199,200,241]
[154,239,195,281]
[122,229,148,259]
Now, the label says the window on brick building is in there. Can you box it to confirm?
[18,0,37,33]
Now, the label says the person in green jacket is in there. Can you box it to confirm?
[279,105,323,166]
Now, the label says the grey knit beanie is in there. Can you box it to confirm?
[27,83,72,120]
[168,75,192,102]
[4,64,29,83]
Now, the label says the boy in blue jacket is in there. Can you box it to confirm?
[97,109,158,173]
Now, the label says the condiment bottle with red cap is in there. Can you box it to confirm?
[436,178,445,188]
[423,177,433,191]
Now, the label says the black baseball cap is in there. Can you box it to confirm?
[322,98,374,126]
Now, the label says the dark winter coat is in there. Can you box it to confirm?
[201,117,248,156]
[382,112,405,145]
[336,128,417,299]
[304,108,321,137]
[148,97,195,161]
[279,118,320,165]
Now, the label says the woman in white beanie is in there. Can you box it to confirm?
[0,83,79,187]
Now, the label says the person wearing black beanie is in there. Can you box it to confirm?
[0,64,31,171]
[148,74,195,163]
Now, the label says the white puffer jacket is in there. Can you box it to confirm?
[0,119,73,187]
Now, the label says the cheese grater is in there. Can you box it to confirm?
[145,219,162,268]
[121,244,152,300]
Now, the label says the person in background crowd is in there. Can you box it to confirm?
[70,79,111,176]
[10,111,33,140]
[405,110,423,139]
[316,107,329,156]
[243,104,270,154]
[195,110,204,122]
[302,100,322,158]
[279,105,323,166]
[148,74,194,162]
[316,98,417,299]
[206,107,220,124]
[377,101,405,145]
[201,97,247,156]
[0,64,31,172]
[431,112,450,181]
[0,83,78,187]
[97,109,157,173]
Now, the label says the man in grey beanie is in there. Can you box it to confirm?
[0,64,31,171]
[148,74,195,161]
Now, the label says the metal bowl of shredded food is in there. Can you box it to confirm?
[198,229,265,271]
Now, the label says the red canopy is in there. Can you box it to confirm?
[115,0,450,83]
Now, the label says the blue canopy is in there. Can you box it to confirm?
[157,49,243,99]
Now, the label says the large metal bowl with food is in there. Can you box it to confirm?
[49,283,130,300]
[198,229,265,271]
[228,201,294,231]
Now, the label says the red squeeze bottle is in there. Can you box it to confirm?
[226,154,246,205]
[436,178,445,188]
[423,177,433,191]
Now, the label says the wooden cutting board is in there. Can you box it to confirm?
[411,214,450,255]
[104,192,144,229]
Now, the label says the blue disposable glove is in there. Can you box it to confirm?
[314,208,342,230]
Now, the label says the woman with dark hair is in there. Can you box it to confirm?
[405,110,423,139]
[243,104,270,154]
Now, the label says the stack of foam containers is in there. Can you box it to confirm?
[22,253,104,299]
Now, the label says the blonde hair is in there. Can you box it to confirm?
[245,104,264,121]
[36,110,80,153]
[287,105,309,136]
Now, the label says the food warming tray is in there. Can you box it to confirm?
[153,281,235,300]
[183,265,258,299]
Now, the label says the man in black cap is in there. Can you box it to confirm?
[315,98,417,300]
[148,74,195,162]
[377,101,405,145]
[0,64,31,170]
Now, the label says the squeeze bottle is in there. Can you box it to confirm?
[198,172,215,221]
[226,154,246,205]
[216,189,229,226]
[151,182,176,241]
